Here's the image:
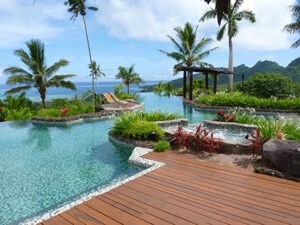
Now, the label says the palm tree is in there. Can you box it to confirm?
[89,60,105,107]
[4,39,76,108]
[284,0,300,48]
[204,0,230,25]
[200,0,256,90]
[115,65,143,95]
[159,22,217,98]
[64,0,98,107]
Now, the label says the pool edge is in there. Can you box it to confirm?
[21,147,164,225]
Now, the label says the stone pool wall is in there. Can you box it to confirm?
[31,111,115,126]
[155,118,189,128]
[203,120,258,134]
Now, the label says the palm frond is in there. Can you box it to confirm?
[166,35,185,54]
[199,9,217,22]
[6,74,33,85]
[291,38,300,48]
[232,0,244,14]
[45,59,69,77]
[217,24,226,40]
[236,10,256,23]
[192,38,213,55]
[5,86,32,95]
[3,67,32,77]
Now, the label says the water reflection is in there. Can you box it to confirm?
[25,125,52,151]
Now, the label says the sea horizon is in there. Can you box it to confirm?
[0,80,163,101]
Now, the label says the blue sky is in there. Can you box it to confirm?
[0,0,298,83]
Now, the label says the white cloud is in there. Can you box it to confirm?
[95,0,295,51]
[95,0,210,41]
[234,0,295,51]
[0,0,68,49]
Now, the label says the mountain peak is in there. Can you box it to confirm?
[287,57,300,67]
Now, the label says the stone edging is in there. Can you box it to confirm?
[203,120,257,134]
[184,100,300,113]
[22,146,164,225]
[155,118,188,128]
[31,111,115,126]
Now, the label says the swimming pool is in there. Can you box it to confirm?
[3,92,300,224]
[0,120,148,225]
[0,93,217,225]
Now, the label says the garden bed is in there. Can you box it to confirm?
[31,111,115,126]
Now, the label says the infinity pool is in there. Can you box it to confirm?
[0,120,147,225]
[0,93,217,225]
[3,92,299,224]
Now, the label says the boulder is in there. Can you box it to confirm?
[263,139,300,177]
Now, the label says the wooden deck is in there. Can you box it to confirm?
[39,151,300,225]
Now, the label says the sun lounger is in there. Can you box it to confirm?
[103,93,117,104]
[109,93,131,104]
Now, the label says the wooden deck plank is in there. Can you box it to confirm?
[65,207,105,225]
[146,173,299,224]
[39,151,300,225]
[148,168,300,213]
[159,162,300,202]
[147,153,300,190]
[40,215,72,225]
[129,177,288,225]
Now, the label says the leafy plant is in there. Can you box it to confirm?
[0,106,5,122]
[112,120,164,140]
[171,124,222,153]
[196,92,300,110]
[236,73,299,98]
[231,109,300,141]
[154,140,171,152]
[4,107,33,120]
[216,109,235,122]
[246,129,269,156]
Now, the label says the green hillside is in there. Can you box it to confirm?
[141,57,300,91]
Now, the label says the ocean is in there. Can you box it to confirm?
[0,81,158,101]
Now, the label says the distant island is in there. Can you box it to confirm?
[141,57,300,91]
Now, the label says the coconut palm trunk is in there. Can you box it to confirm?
[228,36,234,90]
[82,15,96,109]
[127,84,130,95]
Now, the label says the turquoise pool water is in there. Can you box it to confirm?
[0,92,217,225]
[0,120,143,225]
[136,92,216,123]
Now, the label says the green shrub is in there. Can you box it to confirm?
[112,120,164,140]
[154,140,171,152]
[4,107,33,120]
[236,73,299,98]
[196,92,300,110]
[4,92,33,110]
[129,121,164,140]
[49,98,69,108]
[36,108,61,117]
[231,109,300,141]
[110,111,178,140]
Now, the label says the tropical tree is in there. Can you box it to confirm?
[64,0,98,107]
[4,39,76,108]
[204,0,230,25]
[200,0,256,90]
[284,0,300,48]
[115,65,143,94]
[159,22,217,98]
[88,60,105,107]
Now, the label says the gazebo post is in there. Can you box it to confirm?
[205,72,209,93]
[213,72,218,94]
[189,70,193,101]
[183,70,187,99]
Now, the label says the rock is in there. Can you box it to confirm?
[263,139,300,177]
